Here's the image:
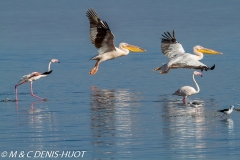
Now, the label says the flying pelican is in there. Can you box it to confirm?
[218,105,234,119]
[153,30,222,74]
[15,59,60,101]
[173,71,202,103]
[86,8,146,75]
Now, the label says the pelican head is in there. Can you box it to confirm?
[194,45,222,54]
[51,59,60,63]
[193,71,202,77]
[120,43,146,52]
[230,105,234,109]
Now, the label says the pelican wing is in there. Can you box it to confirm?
[169,54,208,70]
[161,30,185,60]
[86,8,116,54]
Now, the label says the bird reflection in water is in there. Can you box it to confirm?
[15,100,59,151]
[90,86,140,156]
[162,96,206,116]
[162,99,207,159]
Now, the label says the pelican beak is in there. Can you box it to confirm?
[123,44,146,52]
[198,47,222,54]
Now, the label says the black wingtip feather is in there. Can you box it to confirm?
[42,70,53,75]
[86,8,99,19]
[161,30,177,43]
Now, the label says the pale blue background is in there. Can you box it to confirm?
[0,1,240,159]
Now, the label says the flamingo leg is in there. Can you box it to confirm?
[15,82,26,101]
[30,82,44,100]
[182,97,187,104]
[90,61,100,75]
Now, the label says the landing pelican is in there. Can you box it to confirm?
[86,8,146,75]
[154,30,222,74]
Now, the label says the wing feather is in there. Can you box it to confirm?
[161,30,185,60]
[86,8,116,54]
[169,54,208,70]
[18,72,40,83]
[218,109,229,112]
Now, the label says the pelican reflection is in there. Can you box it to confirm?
[90,86,141,156]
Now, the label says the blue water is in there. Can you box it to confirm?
[1,0,240,159]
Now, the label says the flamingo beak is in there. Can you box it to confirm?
[195,71,203,77]
[123,44,146,52]
[197,47,222,54]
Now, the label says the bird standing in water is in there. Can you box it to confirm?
[188,101,204,112]
[15,59,60,101]
[218,105,234,119]
[173,71,202,104]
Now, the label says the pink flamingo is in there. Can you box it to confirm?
[172,71,202,104]
[15,59,59,101]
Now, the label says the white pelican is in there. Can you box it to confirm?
[15,59,60,101]
[86,8,146,75]
[173,71,202,104]
[154,30,222,74]
[218,105,234,119]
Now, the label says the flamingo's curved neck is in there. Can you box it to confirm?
[193,73,200,93]
[48,61,52,71]
[193,48,204,60]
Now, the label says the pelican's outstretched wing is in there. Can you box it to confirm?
[154,30,217,74]
[161,30,185,60]
[86,8,116,54]
[169,55,208,69]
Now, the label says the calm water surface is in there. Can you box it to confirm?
[1,0,240,159]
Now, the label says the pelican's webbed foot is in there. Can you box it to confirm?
[89,67,98,75]
[202,64,215,71]
[210,64,215,70]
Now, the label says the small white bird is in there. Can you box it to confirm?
[15,59,60,101]
[218,105,234,118]
[188,101,204,112]
[173,71,202,104]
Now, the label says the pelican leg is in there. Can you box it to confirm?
[30,82,44,100]
[90,61,100,75]
[153,66,162,71]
